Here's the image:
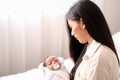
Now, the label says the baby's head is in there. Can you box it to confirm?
[43,56,62,71]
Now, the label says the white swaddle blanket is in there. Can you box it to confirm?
[39,57,70,80]
[39,67,69,80]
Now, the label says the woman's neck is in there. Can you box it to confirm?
[87,37,93,48]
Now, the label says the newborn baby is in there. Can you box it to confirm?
[40,56,69,80]
[43,56,63,71]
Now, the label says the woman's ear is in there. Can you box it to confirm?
[80,18,84,23]
[80,18,84,25]
[79,18,85,29]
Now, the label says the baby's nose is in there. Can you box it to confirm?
[52,61,56,64]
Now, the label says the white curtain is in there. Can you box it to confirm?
[0,0,79,76]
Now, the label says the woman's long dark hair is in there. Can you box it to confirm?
[66,0,119,80]
[66,20,85,63]
[66,20,87,80]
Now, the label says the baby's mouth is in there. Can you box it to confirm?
[53,63,60,70]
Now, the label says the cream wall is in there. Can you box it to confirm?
[103,0,120,34]
[98,0,120,34]
[92,0,120,34]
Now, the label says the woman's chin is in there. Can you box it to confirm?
[78,40,86,44]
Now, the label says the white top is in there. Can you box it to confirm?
[74,40,119,80]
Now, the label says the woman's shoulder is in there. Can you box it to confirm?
[97,44,116,57]
[94,44,118,65]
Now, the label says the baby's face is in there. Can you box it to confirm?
[45,56,61,71]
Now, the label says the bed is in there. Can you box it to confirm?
[0,58,74,80]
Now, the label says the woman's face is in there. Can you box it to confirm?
[68,19,87,43]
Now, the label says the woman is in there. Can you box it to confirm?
[66,0,119,80]
[67,21,85,63]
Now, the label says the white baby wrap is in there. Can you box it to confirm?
[39,57,70,80]
[39,67,69,80]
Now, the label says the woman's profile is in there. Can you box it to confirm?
[66,0,119,80]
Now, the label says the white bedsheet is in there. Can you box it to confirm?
[0,68,44,80]
[0,58,74,80]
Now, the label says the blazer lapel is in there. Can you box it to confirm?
[83,40,101,60]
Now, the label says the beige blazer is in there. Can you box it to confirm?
[74,40,119,80]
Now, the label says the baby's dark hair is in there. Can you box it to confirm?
[43,56,49,67]
[43,61,46,67]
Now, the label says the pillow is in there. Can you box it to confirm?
[112,31,120,61]
[112,31,120,79]
[64,58,74,73]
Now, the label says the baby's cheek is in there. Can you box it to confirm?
[48,65,54,70]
